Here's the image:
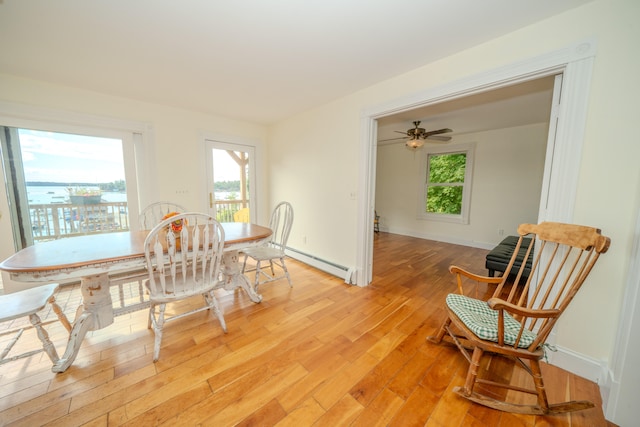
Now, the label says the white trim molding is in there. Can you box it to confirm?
[357,38,605,406]
[358,38,597,286]
[604,202,640,425]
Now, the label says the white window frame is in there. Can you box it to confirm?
[0,102,153,238]
[204,139,257,220]
[418,142,475,224]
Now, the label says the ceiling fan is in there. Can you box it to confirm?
[379,121,453,150]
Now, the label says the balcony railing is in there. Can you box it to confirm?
[29,202,130,243]
[28,200,250,242]
[214,200,250,222]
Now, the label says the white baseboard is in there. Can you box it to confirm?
[545,344,610,412]
[285,247,355,284]
[383,227,496,250]
[605,372,620,422]
[547,344,607,383]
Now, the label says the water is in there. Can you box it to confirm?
[27,186,237,205]
[25,186,245,240]
[27,186,127,205]
[214,191,241,201]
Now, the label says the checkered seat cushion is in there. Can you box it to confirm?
[446,294,537,349]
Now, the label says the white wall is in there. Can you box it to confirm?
[269,0,639,422]
[271,0,639,361]
[375,124,547,249]
[268,104,361,268]
[0,74,269,290]
[0,0,637,422]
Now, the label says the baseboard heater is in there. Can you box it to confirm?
[285,246,357,284]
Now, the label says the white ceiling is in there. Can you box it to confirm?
[376,76,556,144]
[0,1,592,125]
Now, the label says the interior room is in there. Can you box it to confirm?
[0,0,638,425]
[374,76,554,248]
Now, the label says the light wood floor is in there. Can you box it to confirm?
[0,232,613,426]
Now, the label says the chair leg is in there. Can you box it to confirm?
[0,329,22,362]
[281,257,292,287]
[29,313,59,363]
[118,283,126,310]
[205,291,227,333]
[530,359,550,413]
[152,303,166,362]
[48,295,72,333]
[254,260,262,288]
[246,256,292,288]
[148,304,154,330]
[241,253,249,274]
[427,317,451,344]
[462,346,484,396]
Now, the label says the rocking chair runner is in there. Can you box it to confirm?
[428,222,610,415]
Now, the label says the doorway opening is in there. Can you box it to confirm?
[374,76,555,244]
[357,41,596,288]
[205,140,256,223]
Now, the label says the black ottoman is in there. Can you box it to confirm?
[485,235,533,278]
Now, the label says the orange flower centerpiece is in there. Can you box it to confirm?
[162,212,186,233]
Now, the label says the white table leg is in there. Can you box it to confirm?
[52,273,114,373]
[221,250,262,303]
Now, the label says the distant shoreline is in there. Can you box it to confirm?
[27,182,105,187]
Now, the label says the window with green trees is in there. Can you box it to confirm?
[422,144,474,223]
[426,153,466,214]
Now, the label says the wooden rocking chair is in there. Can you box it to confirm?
[428,222,610,415]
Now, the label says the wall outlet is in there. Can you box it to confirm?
[498,229,504,236]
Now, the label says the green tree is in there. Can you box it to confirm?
[426,153,466,214]
[214,180,240,192]
[99,179,126,192]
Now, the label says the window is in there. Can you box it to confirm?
[206,142,255,222]
[420,143,474,224]
[0,125,143,249]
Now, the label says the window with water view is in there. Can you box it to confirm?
[0,127,131,248]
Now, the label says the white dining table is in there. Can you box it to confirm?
[0,222,272,372]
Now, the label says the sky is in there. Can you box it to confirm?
[18,129,245,185]
[18,129,125,184]
[212,148,242,182]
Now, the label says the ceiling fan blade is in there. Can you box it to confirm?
[424,128,453,137]
[426,135,452,142]
[378,136,408,142]
[382,126,452,144]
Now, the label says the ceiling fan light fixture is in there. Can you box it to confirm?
[405,137,424,150]
[379,121,452,147]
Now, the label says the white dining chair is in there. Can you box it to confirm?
[144,212,227,361]
[233,207,250,223]
[109,201,187,316]
[0,283,71,366]
[241,201,294,288]
[139,201,188,231]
